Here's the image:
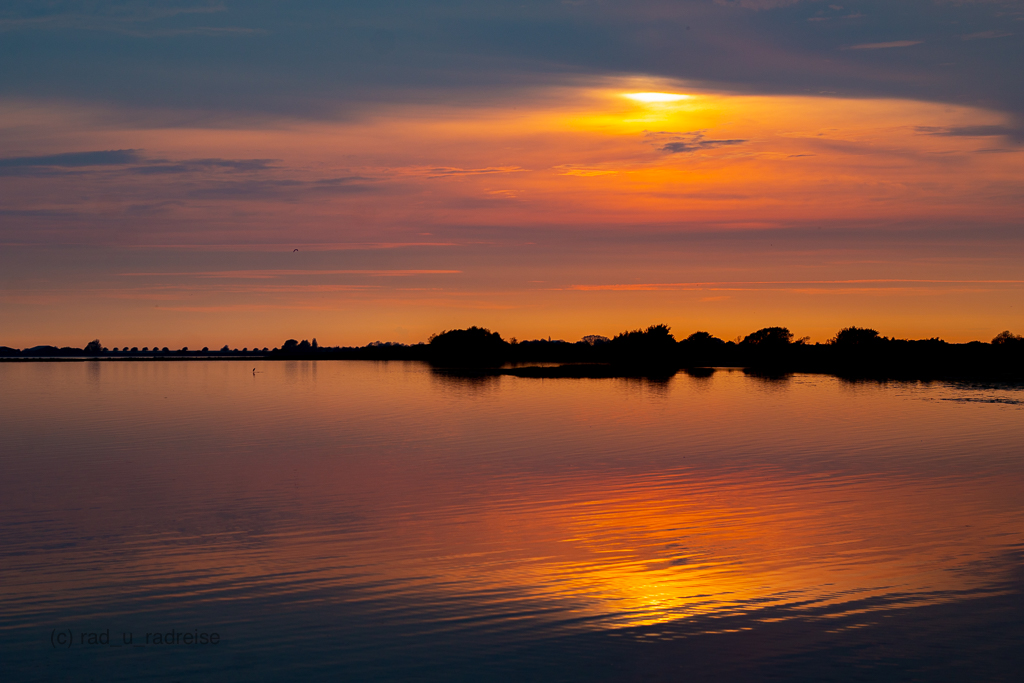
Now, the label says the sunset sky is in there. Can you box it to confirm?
[2,0,1022,348]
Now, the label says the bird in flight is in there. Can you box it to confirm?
[293,248,299,252]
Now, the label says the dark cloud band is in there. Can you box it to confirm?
[0,149,141,167]
[0,1,1021,121]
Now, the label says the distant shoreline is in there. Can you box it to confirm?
[3,325,1022,381]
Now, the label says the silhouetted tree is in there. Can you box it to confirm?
[684,331,720,345]
[742,327,793,347]
[429,326,510,366]
[831,327,881,346]
[679,331,726,366]
[738,327,796,368]
[611,324,674,345]
[992,330,1023,346]
[84,339,103,354]
[609,324,678,367]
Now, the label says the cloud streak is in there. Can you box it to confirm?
[130,158,278,174]
[121,270,463,279]
[0,149,142,167]
[397,166,528,179]
[915,125,1016,138]
[0,150,284,178]
[649,131,748,154]
[0,1,226,32]
[568,279,1024,291]
[846,41,923,50]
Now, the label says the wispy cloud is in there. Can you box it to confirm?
[130,158,278,174]
[961,31,1012,41]
[0,150,282,178]
[397,166,527,179]
[555,165,617,176]
[714,0,803,8]
[568,279,1024,291]
[183,176,374,200]
[0,1,228,33]
[0,149,142,167]
[915,125,1014,138]
[125,243,462,252]
[115,26,265,37]
[648,131,747,154]
[846,40,922,50]
[121,270,462,279]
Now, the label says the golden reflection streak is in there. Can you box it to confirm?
[4,364,1024,635]
[7,469,1019,632]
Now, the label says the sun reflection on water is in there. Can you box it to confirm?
[1,362,1023,643]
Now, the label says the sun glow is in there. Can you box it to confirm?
[623,92,691,103]
[2,81,1022,345]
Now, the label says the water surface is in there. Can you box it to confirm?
[2,362,1023,681]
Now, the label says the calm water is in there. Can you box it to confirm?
[2,361,1024,682]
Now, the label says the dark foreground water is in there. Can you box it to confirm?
[2,361,1023,682]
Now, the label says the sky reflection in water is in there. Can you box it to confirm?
[2,362,1023,681]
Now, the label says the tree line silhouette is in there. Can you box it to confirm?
[2,325,1022,379]
[419,325,1024,379]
